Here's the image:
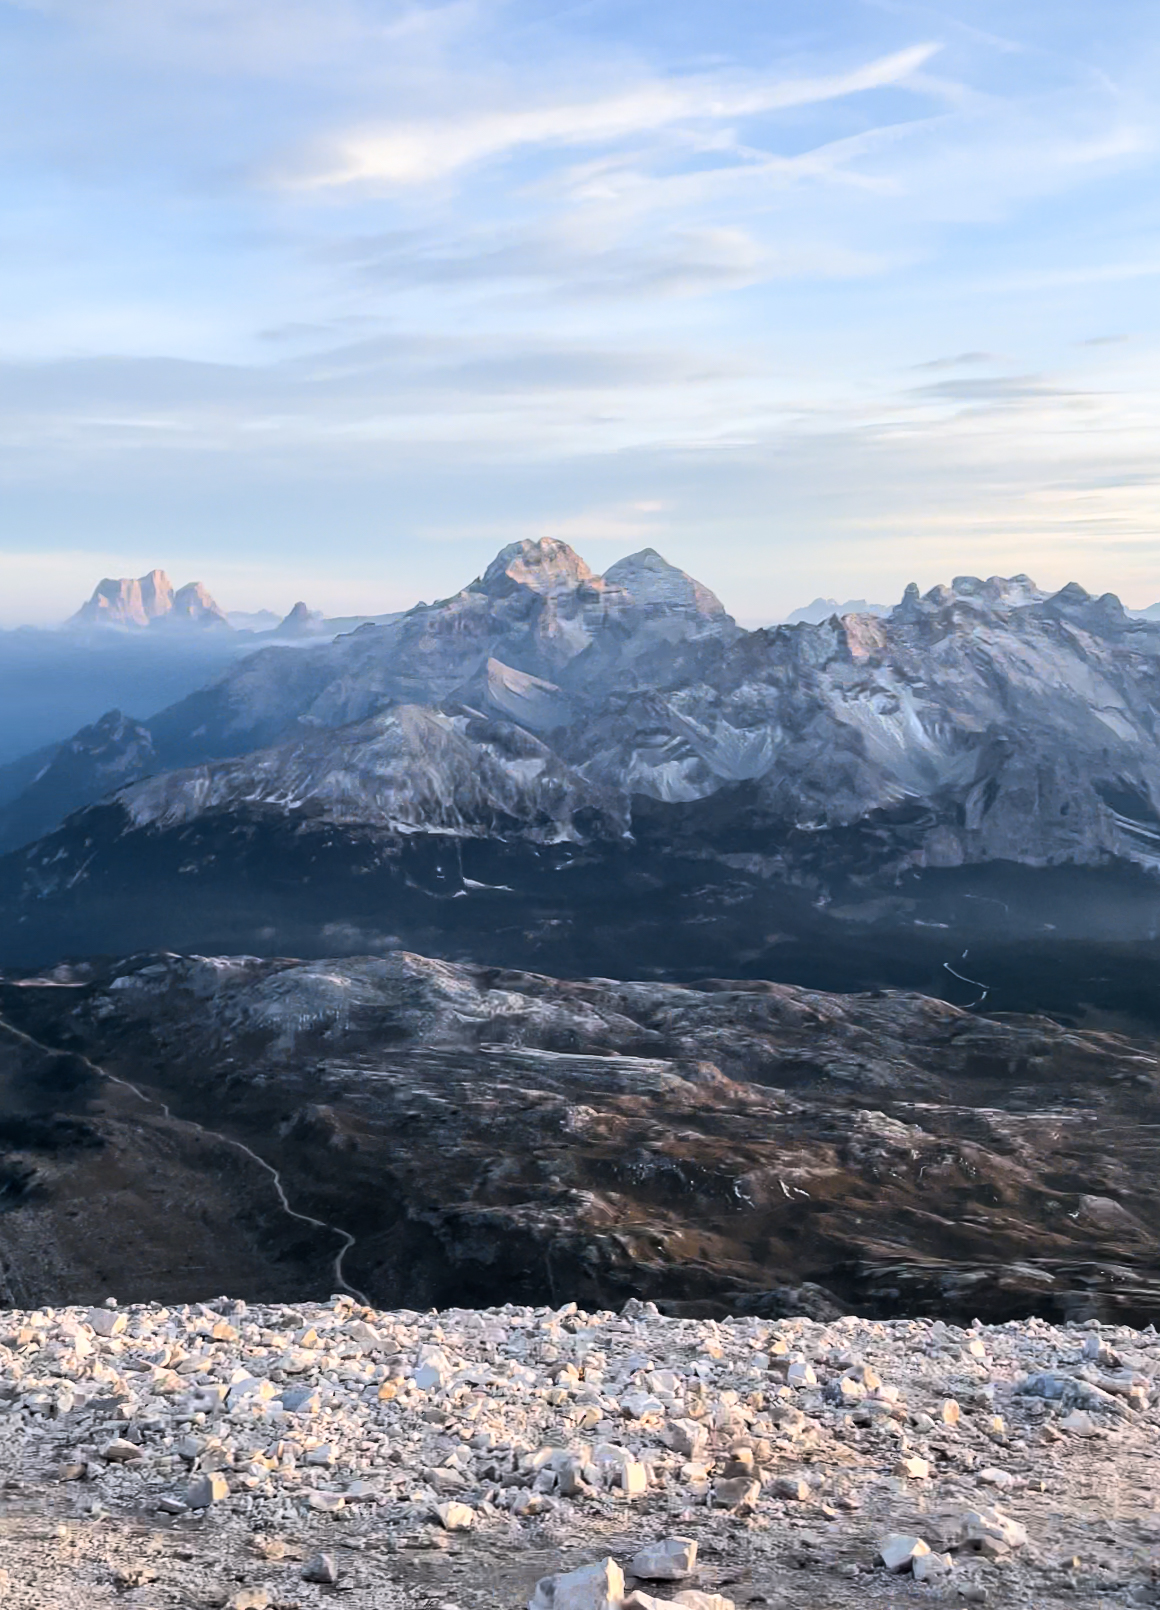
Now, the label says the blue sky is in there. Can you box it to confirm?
[2,0,1160,624]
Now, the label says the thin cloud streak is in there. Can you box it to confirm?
[3,2,1160,620]
[288,44,941,189]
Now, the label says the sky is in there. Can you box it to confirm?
[2,0,1160,626]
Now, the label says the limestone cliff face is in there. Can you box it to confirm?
[138,538,739,760]
[120,704,624,845]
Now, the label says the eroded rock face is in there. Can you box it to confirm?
[2,950,1159,1321]
[168,581,230,628]
[118,706,625,843]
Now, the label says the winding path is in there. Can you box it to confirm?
[0,1011,370,1305]
[943,943,991,1009]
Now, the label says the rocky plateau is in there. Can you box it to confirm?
[1,948,1159,1327]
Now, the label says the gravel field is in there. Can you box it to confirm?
[1,1295,1159,1608]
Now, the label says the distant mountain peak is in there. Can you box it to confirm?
[276,601,325,637]
[72,569,175,628]
[169,581,229,627]
[783,596,890,626]
[70,570,228,631]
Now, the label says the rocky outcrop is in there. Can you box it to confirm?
[120,705,623,843]
[131,539,738,766]
[2,949,1159,1322]
[0,1296,1157,1610]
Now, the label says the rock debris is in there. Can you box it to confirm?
[0,1295,1159,1606]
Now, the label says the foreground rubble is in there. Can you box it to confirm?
[2,1297,1160,1608]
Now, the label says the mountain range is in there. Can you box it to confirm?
[0,539,1158,1013]
[5,539,1160,1318]
[0,570,408,768]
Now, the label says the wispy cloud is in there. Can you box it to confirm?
[907,373,1089,403]
[912,351,996,370]
[3,2,1160,622]
[288,44,941,189]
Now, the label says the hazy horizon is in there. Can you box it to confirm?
[3,1,1160,622]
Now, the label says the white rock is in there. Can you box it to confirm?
[534,1558,625,1610]
[878,1534,931,1573]
[950,1506,1028,1557]
[87,1308,126,1338]
[227,1377,277,1409]
[631,1537,697,1581]
[307,1491,345,1512]
[912,1551,954,1582]
[100,1440,140,1463]
[666,1419,708,1458]
[786,1361,817,1387]
[621,1392,666,1419]
[434,1501,474,1532]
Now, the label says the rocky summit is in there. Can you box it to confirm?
[0,1295,1158,1609]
